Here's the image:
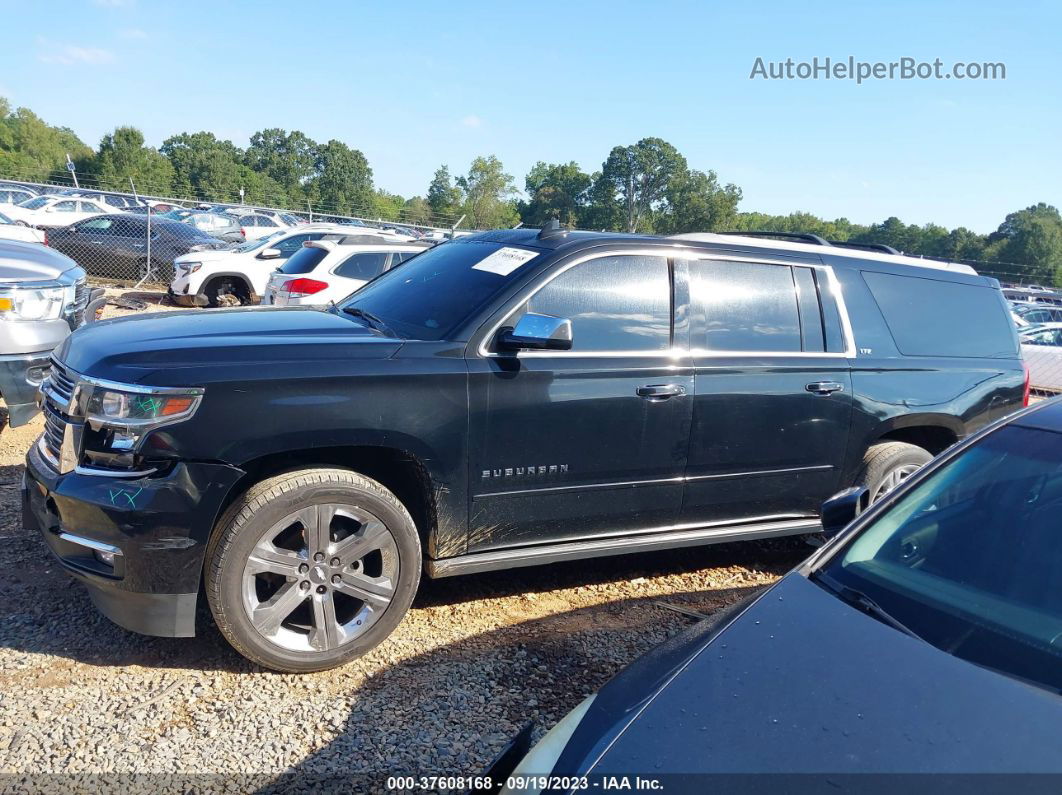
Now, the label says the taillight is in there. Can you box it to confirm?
[1022,361,1031,407]
[240,228,248,239]
[281,278,328,297]
[42,229,48,246]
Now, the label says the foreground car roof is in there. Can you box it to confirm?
[565,573,1062,775]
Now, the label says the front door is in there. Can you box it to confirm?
[466,252,693,552]
[681,256,853,525]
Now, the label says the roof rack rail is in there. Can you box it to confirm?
[714,231,831,246]
[828,240,901,255]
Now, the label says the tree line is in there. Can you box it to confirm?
[1,97,1059,285]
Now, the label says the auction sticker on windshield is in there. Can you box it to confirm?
[471,247,539,276]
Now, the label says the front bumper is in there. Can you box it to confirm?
[0,351,52,426]
[23,439,244,637]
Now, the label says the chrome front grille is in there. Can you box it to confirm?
[69,280,89,329]
[48,359,77,405]
[42,403,66,463]
[38,359,82,473]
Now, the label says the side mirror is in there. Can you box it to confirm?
[498,313,573,351]
[820,486,870,539]
[257,247,282,259]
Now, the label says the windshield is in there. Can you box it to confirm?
[821,424,1062,692]
[338,239,543,340]
[232,231,282,253]
[19,196,50,210]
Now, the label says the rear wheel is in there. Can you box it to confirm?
[205,468,421,672]
[857,441,932,503]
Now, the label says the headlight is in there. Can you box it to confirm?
[77,382,204,472]
[500,695,596,795]
[0,285,66,321]
[85,385,202,428]
[179,262,202,275]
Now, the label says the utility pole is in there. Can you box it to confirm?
[65,154,79,189]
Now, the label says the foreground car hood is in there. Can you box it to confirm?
[55,306,402,384]
[561,573,1062,775]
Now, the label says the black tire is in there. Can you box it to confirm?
[204,277,251,307]
[856,441,932,503]
[205,468,421,672]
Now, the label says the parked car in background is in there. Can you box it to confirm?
[262,236,429,307]
[180,211,243,243]
[169,223,353,306]
[1011,302,1062,327]
[25,227,1026,672]
[4,195,118,228]
[236,212,289,241]
[47,214,228,282]
[61,190,144,211]
[0,186,38,206]
[1020,323,1062,395]
[493,398,1062,781]
[0,240,96,427]
[0,210,46,244]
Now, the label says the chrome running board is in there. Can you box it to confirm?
[425,517,820,578]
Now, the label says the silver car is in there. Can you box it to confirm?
[0,240,100,427]
[1020,323,1062,395]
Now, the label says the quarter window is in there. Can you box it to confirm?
[524,255,671,352]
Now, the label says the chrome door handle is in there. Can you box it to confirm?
[637,384,686,401]
[806,381,844,395]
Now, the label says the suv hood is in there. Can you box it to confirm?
[0,240,79,283]
[558,573,1062,775]
[55,306,403,384]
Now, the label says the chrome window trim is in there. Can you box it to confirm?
[474,248,858,359]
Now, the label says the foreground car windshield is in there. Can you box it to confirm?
[822,424,1062,692]
[338,239,542,340]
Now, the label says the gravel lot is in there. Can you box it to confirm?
[0,291,807,791]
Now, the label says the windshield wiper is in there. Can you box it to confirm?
[812,572,926,642]
[340,305,398,338]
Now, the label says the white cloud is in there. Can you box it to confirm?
[461,115,483,128]
[118,28,148,40]
[37,38,116,65]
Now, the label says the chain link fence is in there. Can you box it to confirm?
[0,175,462,287]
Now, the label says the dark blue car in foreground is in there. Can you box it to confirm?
[493,398,1062,790]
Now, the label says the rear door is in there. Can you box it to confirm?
[681,255,853,525]
[466,251,693,551]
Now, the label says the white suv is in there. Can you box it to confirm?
[169,224,354,307]
[262,236,430,307]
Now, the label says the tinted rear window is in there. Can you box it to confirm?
[279,246,330,274]
[863,271,1017,358]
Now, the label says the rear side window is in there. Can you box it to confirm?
[862,271,1018,358]
[526,255,671,352]
[279,245,330,274]
[334,252,389,281]
[691,260,802,352]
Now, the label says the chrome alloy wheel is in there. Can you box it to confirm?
[241,503,399,653]
[870,463,922,502]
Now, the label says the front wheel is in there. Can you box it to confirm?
[205,468,421,672]
[856,441,932,503]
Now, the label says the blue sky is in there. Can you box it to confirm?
[3,0,1059,232]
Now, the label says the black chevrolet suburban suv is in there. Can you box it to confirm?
[23,226,1027,671]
